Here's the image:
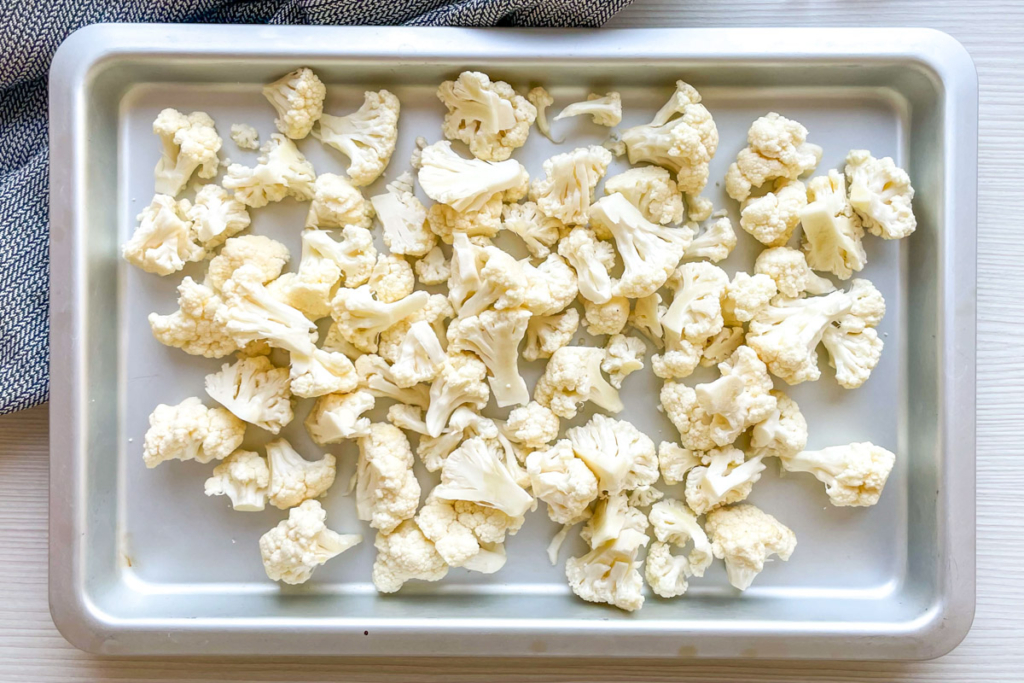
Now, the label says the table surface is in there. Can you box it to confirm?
[2,1,1019,680]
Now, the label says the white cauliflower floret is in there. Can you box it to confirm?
[800,170,867,279]
[152,108,221,196]
[505,401,560,449]
[659,381,715,452]
[433,437,534,517]
[223,134,315,208]
[315,89,399,186]
[566,507,649,612]
[522,254,578,317]
[648,499,713,577]
[739,179,807,247]
[655,261,729,379]
[781,442,896,507]
[706,503,797,590]
[306,225,377,289]
[204,356,293,434]
[447,233,487,311]
[725,112,822,202]
[269,234,345,321]
[602,334,646,389]
[501,201,564,259]
[645,541,692,598]
[355,354,431,409]
[700,326,745,368]
[722,272,777,325]
[304,390,375,445]
[582,296,629,337]
[414,246,451,285]
[822,325,884,389]
[534,346,623,419]
[557,226,615,304]
[288,346,361,399]
[425,353,490,437]
[629,293,665,348]
[754,246,835,298]
[554,92,622,127]
[330,285,428,353]
[266,438,337,510]
[604,166,684,226]
[368,254,415,304]
[259,500,361,585]
[657,441,702,486]
[684,216,737,263]
[524,308,579,361]
[695,346,777,447]
[412,406,499,472]
[148,277,237,358]
[750,390,808,459]
[438,71,536,162]
[372,520,449,593]
[529,145,612,226]
[305,173,373,230]
[418,140,529,214]
[687,194,714,222]
[122,194,203,276]
[581,493,629,549]
[426,195,504,243]
[204,450,270,511]
[188,184,250,248]
[628,485,665,508]
[621,80,718,196]
[204,234,289,292]
[845,149,916,239]
[142,397,245,468]
[370,172,436,257]
[230,123,259,150]
[389,320,446,388]
[528,86,558,142]
[454,246,528,317]
[685,447,765,515]
[377,293,453,363]
[566,414,658,496]
[355,423,421,533]
[417,495,522,573]
[262,67,326,140]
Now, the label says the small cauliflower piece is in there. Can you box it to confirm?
[330,285,428,353]
[646,499,713,596]
[687,194,714,222]
[534,345,623,419]
[582,296,630,337]
[528,86,558,143]
[447,233,487,311]
[554,92,622,127]
[604,166,684,226]
[524,308,579,362]
[566,507,649,612]
[204,450,270,512]
[602,334,646,389]
[414,246,451,285]
[700,326,745,368]
[800,170,867,279]
[654,261,729,380]
[355,354,431,409]
[305,173,374,230]
[122,194,203,276]
[433,437,534,517]
[230,123,259,150]
[417,495,522,573]
[356,423,421,533]
[259,500,361,585]
[288,346,361,399]
[204,234,290,293]
[822,325,884,389]
[657,441,702,486]
[389,320,446,388]
[725,112,822,202]
[262,67,325,140]
[418,140,529,214]
[148,277,238,358]
[505,401,560,449]
[188,184,250,248]
[695,346,778,447]
[645,541,693,599]
[685,447,766,515]
[215,263,318,352]
[413,406,499,472]
[204,356,293,434]
[454,246,528,317]
[223,134,316,208]
[372,520,449,593]
[304,390,375,445]
[152,108,221,197]
[781,442,896,507]
[566,413,658,496]
[739,179,807,247]
[558,226,615,304]
[706,503,796,590]
[845,149,916,239]
[522,254,578,317]
[684,216,737,263]
[142,397,245,468]
[660,381,715,452]
[266,438,337,510]
[371,172,436,257]
[629,293,665,349]
[425,353,490,437]
[628,485,665,508]
[305,225,377,290]
[750,390,808,459]
[427,195,504,243]
[316,89,399,186]
[368,254,415,304]
[447,308,531,407]
[754,246,835,298]
[530,145,613,226]
[502,201,564,259]
[377,293,453,363]
[722,272,777,325]
[438,71,536,162]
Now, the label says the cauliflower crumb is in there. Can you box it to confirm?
[230,123,259,150]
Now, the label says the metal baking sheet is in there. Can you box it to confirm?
[48,24,977,659]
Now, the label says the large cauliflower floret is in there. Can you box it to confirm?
[426,353,490,437]
[684,216,737,263]
[142,397,245,468]
[566,414,658,496]
[265,438,337,510]
[750,390,808,459]
[204,355,293,434]
[315,89,399,186]
[418,140,529,214]
[782,442,896,507]
[565,506,649,612]
[621,80,719,196]
[657,441,702,486]
[530,145,613,226]
[355,423,421,534]
[525,441,599,525]
[558,226,615,304]
[433,437,534,517]
[649,499,713,572]
[604,166,684,226]
[304,390,375,445]
[685,447,766,515]
[554,92,623,127]
[330,285,428,353]
[152,108,221,197]
[501,201,564,259]
[800,170,867,280]
[694,346,777,447]
[188,184,250,248]
[754,246,835,298]
[700,326,745,368]
[305,173,374,230]
[122,194,204,276]
[204,450,270,512]
[524,308,579,361]
[602,334,646,389]
[215,263,317,353]
[534,346,623,419]
[259,500,361,585]
[659,381,715,452]
[371,172,436,257]
[845,149,917,239]
[204,234,290,293]
[148,277,238,358]
[223,134,316,208]
[522,254,578,317]
[629,293,665,348]
[371,520,449,593]
[505,401,560,449]
[438,71,537,162]
[739,179,807,247]
[725,112,822,202]
[417,495,521,573]
[414,246,451,285]
[389,320,446,388]
[705,503,797,591]
[655,261,729,379]
[262,67,326,140]
[369,254,415,304]
[722,272,777,325]
[582,296,630,337]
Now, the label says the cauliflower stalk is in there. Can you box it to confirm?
[527,86,559,142]
[558,226,615,304]
[315,89,399,186]
[356,354,431,409]
[330,285,429,353]
[553,92,622,127]
[259,500,361,585]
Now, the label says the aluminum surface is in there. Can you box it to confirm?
[48,24,977,659]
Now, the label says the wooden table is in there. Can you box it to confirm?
[2,1,1019,680]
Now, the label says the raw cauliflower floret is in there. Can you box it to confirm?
[204,355,293,434]
[388,320,446,388]
[534,346,623,419]
[659,381,715,452]
[152,108,221,197]
[565,507,649,612]
[558,226,616,304]
[657,441,702,486]
[705,503,797,590]
[522,254,578,317]
[566,414,658,496]
[204,450,270,512]
[438,71,536,162]
[822,325,884,389]
[800,170,867,279]
[580,493,629,549]
[452,246,528,317]
[695,346,777,447]
[222,134,316,208]
[621,80,718,196]
[122,194,203,276]
[259,500,361,585]
[602,334,646,389]
[288,346,361,399]
[526,440,598,525]
[305,173,374,230]
[425,353,490,437]
[188,184,250,248]
[687,194,714,222]
[304,390,375,445]
[148,277,237,358]
[355,423,421,533]
[528,86,558,142]
[369,254,415,304]
[505,401,560,449]
[582,296,630,336]
[685,447,766,515]
[780,442,896,507]
[646,499,713,597]
[417,495,521,573]
[315,89,399,186]
[700,326,745,368]
[750,390,808,458]
[142,397,245,468]
[754,246,835,298]
[418,140,529,214]
[371,172,436,257]
[845,149,916,239]
[262,67,326,140]
[529,145,613,226]
[725,112,822,202]
[204,234,290,292]
[415,246,451,285]
[312,225,377,288]
[371,520,449,593]
[628,485,665,508]
[722,272,777,325]
[524,308,579,361]
[645,541,693,598]
[427,194,505,243]
[655,261,729,379]
[629,293,665,348]
[554,92,622,127]
[501,201,564,259]
[604,166,684,226]
[684,216,737,263]
[377,293,452,363]
[230,123,259,150]
[433,437,534,517]
[739,179,807,247]
[356,354,431,409]
[330,285,428,353]
[266,438,337,510]
[411,406,498,472]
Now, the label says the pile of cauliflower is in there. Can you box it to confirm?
[125,67,913,611]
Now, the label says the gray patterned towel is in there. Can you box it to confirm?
[0,0,633,414]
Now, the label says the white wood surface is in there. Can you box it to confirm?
[1,0,1019,680]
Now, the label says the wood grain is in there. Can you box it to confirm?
[1,0,1021,680]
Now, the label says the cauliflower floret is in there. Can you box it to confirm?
[215,263,318,351]
[646,499,713,596]
[266,438,337,510]
[524,308,579,361]
[417,495,522,573]
[501,201,564,259]
[387,320,446,388]
[288,345,361,399]
[700,326,745,368]
[684,216,737,263]
[355,423,421,533]
[602,334,646,389]
[412,406,499,472]
[685,447,765,515]
[438,71,536,162]
[204,356,293,434]
[262,67,326,140]
[529,145,613,226]
[725,112,822,202]
[148,277,238,358]
[739,179,807,247]
[370,172,436,257]
[800,170,867,279]
[582,296,630,337]
[368,254,415,304]
[629,293,665,348]
[453,246,528,317]
[505,401,560,449]
[604,166,684,226]
[657,441,702,486]
[750,390,808,459]
[534,346,623,419]
[628,485,665,508]
[142,397,245,468]
[223,134,315,208]
[418,140,529,214]
[528,86,559,143]
[152,108,221,197]
[204,234,290,293]
[522,254,578,317]
[554,92,622,127]
[230,123,259,150]
[330,285,428,353]
[414,246,451,285]
[305,173,374,230]
[315,89,399,186]
[187,184,250,248]
[433,437,534,517]
[259,500,361,585]
[427,194,504,243]
[581,492,629,549]
[754,246,835,298]
[655,261,729,379]
[706,503,797,590]
[845,149,916,239]
[557,226,615,304]
[122,194,203,276]
[687,194,714,222]
[377,293,453,363]
[304,390,375,445]
[659,381,715,452]
[355,354,431,409]
[425,353,490,437]
[694,346,778,447]
[372,520,449,593]
[204,450,270,511]
[781,442,896,507]
[822,325,884,389]
[566,507,649,612]
[645,541,693,598]
[566,413,658,495]
[722,272,777,325]
[306,225,377,289]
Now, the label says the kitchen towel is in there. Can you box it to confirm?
[0,0,634,415]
